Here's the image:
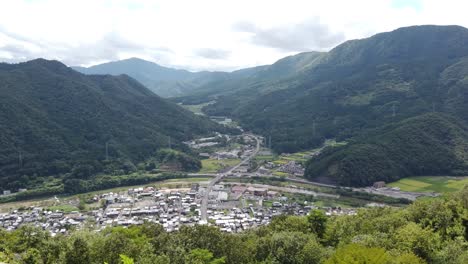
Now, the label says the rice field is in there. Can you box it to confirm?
[388,176,468,193]
[200,158,241,173]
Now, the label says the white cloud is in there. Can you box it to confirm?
[1,0,468,71]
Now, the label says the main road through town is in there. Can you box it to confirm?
[200,134,261,222]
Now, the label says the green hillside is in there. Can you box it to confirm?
[74,58,264,97]
[0,59,227,192]
[305,114,468,186]
[175,25,468,186]
[192,25,468,153]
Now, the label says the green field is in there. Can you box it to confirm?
[47,204,79,213]
[200,158,241,173]
[181,101,214,115]
[388,176,468,193]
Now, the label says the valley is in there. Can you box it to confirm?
[2,20,468,263]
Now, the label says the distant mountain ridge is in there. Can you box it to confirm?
[0,59,226,191]
[73,58,265,97]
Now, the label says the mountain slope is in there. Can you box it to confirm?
[177,25,468,186]
[0,59,225,191]
[175,51,325,106]
[305,113,468,186]
[73,58,239,97]
[198,25,468,153]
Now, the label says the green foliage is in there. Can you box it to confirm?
[153,149,201,172]
[65,237,91,264]
[305,114,468,186]
[324,244,391,264]
[0,187,468,263]
[119,254,134,264]
[0,59,229,193]
[307,209,327,238]
[178,26,468,186]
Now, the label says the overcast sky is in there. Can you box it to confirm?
[1,0,468,71]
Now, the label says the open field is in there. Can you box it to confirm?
[388,176,468,193]
[47,204,79,213]
[0,177,212,213]
[200,158,241,173]
[180,101,214,115]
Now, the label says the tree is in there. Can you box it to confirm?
[308,209,327,238]
[65,237,91,264]
[185,249,225,264]
[325,244,390,264]
[393,222,441,261]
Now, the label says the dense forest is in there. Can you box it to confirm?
[0,59,230,192]
[1,187,467,264]
[192,26,468,153]
[305,114,468,186]
[175,25,468,185]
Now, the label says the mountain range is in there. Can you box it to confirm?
[176,25,468,186]
[73,58,264,97]
[0,59,226,191]
[2,25,468,189]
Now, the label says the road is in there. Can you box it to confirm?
[200,134,261,222]
[218,182,339,198]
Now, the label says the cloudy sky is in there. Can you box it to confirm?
[1,0,468,71]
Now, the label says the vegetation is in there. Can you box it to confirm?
[0,59,231,193]
[388,176,468,193]
[200,159,241,173]
[74,58,262,98]
[175,25,468,186]
[0,187,467,263]
[305,114,468,186]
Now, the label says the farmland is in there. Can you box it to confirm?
[199,158,241,173]
[388,176,468,193]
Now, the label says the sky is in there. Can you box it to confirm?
[1,0,468,71]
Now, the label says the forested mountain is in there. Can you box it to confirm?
[73,58,263,97]
[305,114,468,186]
[174,51,324,105]
[0,59,226,191]
[177,25,468,186]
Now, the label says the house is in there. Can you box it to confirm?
[246,187,268,196]
[373,181,386,189]
[217,192,228,201]
[231,185,246,195]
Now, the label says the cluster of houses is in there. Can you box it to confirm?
[0,182,360,235]
[184,133,227,149]
[0,207,86,236]
[277,161,305,176]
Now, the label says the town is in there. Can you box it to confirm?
[0,130,437,236]
[0,182,357,236]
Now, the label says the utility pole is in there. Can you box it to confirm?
[105,142,109,161]
[18,149,23,168]
[168,136,172,149]
[312,120,316,137]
